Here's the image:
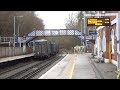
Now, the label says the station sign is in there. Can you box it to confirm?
[86,41,91,44]
[86,39,95,44]
[87,18,110,26]
[89,30,97,35]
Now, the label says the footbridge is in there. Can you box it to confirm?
[26,29,85,43]
[0,29,86,46]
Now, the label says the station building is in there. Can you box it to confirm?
[94,11,118,66]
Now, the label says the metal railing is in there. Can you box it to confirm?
[0,37,14,43]
[28,29,82,37]
[0,37,23,43]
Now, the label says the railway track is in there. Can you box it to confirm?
[0,58,35,75]
[20,56,63,79]
[3,55,65,79]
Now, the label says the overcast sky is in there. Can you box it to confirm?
[35,11,78,29]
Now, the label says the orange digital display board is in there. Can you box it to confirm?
[87,18,110,26]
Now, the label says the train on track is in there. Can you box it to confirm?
[33,39,59,60]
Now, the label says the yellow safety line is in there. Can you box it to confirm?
[69,54,76,79]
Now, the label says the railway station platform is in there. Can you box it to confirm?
[0,53,34,63]
[39,53,117,79]
[39,53,97,79]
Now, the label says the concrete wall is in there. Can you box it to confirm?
[0,47,33,58]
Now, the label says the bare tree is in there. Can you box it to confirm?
[65,12,78,29]
[0,11,45,37]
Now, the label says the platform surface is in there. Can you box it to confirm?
[0,53,34,63]
[39,53,97,79]
[72,53,97,79]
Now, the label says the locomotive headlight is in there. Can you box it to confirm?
[37,52,39,54]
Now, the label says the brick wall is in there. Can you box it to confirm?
[98,26,110,59]
[97,11,118,62]
[105,26,110,59]
[111,24,117,61]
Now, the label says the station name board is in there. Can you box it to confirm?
[87,18,110,26]
[89,30,97,35]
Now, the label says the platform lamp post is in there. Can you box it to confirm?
[82,17,87,53]
[13,15,23,48]
[17,24,21,47]
[81,19,83,45]
[78,18,83,46]
[79,17,85,46]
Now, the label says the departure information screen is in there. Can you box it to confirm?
[87,18,110,26]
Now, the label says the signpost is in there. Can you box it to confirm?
[87,41,91,44]
[89,30,97,35]
[87,18,111,26]
[86,39,95,44]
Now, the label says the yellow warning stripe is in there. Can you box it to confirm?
[69,54,76,79]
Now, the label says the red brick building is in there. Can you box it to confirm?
[95,11,118,66]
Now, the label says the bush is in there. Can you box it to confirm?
[116,69,120,79]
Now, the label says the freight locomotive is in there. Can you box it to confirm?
[34,39,59,59]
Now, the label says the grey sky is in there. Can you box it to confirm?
[36,11,78,29]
